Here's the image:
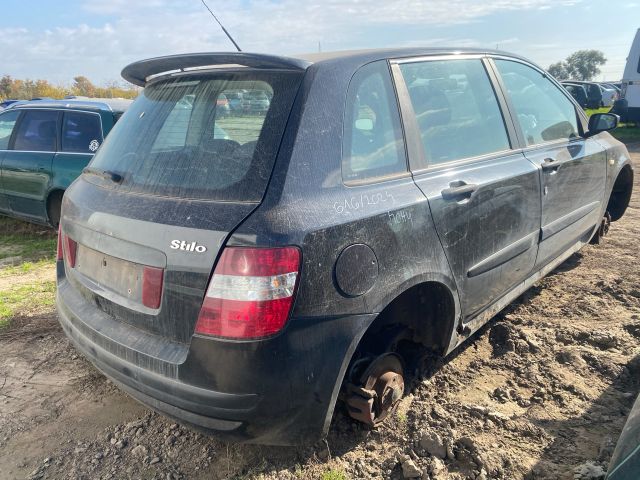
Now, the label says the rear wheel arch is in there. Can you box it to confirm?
[46,189,64,228]
[608,165,634,222]
[360,280,458,357]
[331,280,458,427]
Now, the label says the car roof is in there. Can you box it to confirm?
[121,48,531,87]
[8,98,133,113]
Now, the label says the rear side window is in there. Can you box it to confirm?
[13,110,58,152]
[62,111,103,153]
[399,59,510,165]
[342,61,407,183]
[494,60,579,146]
[88,71,302,201]
[0,110,19,150]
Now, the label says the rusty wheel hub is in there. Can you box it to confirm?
[345,353,405,427]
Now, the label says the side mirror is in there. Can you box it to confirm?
[586,113,619,137]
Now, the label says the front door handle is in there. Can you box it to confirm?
[541,157,560,172]
[441,181,478,201]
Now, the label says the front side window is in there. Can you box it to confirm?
[399,59,510,166]
[342,61,407,183]
[13,110,59,152]
[494,60,579,146]
[62,111,103,153]
[0,110,19,150]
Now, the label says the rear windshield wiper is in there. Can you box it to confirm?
[82,167,124,184]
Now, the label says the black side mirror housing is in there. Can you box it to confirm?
[586,113,619,138]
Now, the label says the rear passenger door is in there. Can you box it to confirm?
[491,59,606,269]
[392,56,542,320]
[2,109,59,221]
[54,110,104,189]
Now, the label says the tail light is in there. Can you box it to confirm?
[60,232,77,268]
[142,266,164,309]
[195,247,301,339]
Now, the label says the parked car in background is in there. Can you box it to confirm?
[607,394,640,479]
[612,28,640,123]
[216,93,231,116]
[0,98,131,226]
[561,82,588,108]
[599,84,618,107]
[224,90,244,113]
[0,99,21,110]
[565,81,604,108]
[601,82,621,94]
[56,49,633,445]
[241,89,271,114]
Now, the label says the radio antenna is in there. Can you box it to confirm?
[199,0,242,52]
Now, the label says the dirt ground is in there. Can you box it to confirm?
[0,146,639,480]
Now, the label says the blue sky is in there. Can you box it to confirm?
[0,0,638,85]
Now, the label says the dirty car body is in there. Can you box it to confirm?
[56,49,634,445]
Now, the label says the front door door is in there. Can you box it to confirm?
[2,109,59,221]
[492,59,607,268]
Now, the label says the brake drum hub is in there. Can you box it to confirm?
[345,353,405,426]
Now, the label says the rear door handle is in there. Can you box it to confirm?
[541,157,560,172]
[441,181,478,201]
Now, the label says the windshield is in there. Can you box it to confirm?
[87,70,302,201]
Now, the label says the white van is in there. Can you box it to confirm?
[617,28,640,122]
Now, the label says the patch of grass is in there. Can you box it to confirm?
[320,469,348,480]
[0,217,56,263]
[396,410,408,425]
[610,124,640,144]
[0,280,56,328]
[584,107,610,117]
[0,258,54,277]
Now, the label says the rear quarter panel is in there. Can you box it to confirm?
[228,60,460,323]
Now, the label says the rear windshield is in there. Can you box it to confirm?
[87,70,302,201]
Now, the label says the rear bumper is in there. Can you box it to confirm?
[57,272,373,445]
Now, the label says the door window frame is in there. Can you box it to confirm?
[9,108,62,153]
[60,110,104,154]
[486,56,590,154]
[389,54,519,173]
[341,59,412,187]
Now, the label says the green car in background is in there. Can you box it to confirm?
[0,99,131,227]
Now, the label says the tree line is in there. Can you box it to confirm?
[0,75,139,101]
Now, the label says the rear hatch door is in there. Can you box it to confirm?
[60,68,303,344]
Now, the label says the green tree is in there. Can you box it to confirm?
[0,75,13,99]
[565,50,606,80]
[72,75,96,96]
[547,61,569,80]
[547,50,606,81]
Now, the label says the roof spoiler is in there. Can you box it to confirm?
[121,52,311,86]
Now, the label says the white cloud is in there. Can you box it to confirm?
[0,0,582,83]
